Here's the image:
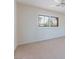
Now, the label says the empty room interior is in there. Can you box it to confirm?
[14,0,65,59]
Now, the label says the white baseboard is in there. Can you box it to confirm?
[18,36,65,46]
[14,44,18,51]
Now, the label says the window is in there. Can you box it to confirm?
[38,15,58,27]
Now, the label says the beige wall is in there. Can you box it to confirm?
[16,3,65,45]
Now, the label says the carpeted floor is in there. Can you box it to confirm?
[14,36,65,59]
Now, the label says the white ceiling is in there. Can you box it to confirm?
[16,0,65,14]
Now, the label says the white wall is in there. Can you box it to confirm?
[14,1,17,50]
[16,3,65,45]
[14,2,18,50]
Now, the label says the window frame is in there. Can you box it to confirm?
[38,15,59,27]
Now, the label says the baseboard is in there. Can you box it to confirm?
[14,44,18,51]
[18,36,65,46]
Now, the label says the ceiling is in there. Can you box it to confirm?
[16,0,65,14]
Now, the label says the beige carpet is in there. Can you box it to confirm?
[15,36,65,59]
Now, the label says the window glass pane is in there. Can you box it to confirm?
[38,16,49,27]
[52,18,57,25]
[50,17,58,27]
[38,16,45,27]
[44,16,49,27]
